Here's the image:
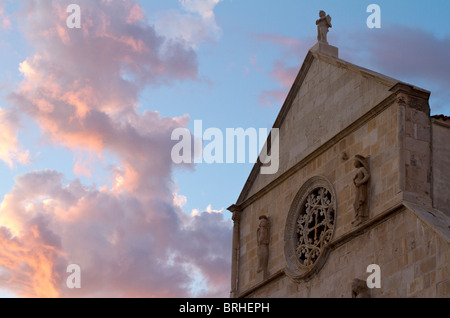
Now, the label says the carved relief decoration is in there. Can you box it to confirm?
[284,176,337,282]
[352,155,370,226]
[257,215,270,277]
[296,187,335,267]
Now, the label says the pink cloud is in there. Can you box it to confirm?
[0,169,231,297]
[0,107,30,167]
[127,3,145,24]
[258,60,299,107]
[271,60,299,88]
[0,1,12,31]
[253,33,313,107]
[253,32,314,58]
[73,160,92,179]
[259,89,290,108]
[0,0,231,297]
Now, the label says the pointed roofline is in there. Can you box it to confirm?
[230,47,430,210]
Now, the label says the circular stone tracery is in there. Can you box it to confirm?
[284,176,336,281]
[296,187,334,267]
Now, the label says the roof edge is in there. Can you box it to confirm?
[233,50,317,206]
[230,46,433,208]
[403,201,450,244]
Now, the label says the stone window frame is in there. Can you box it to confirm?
[284,175,337,282]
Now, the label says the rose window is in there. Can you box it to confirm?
[284,176,336,281]
[295,187,335,267]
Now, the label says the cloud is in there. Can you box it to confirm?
[0,170,232,297]
[191,204,223,217]
[346,25,450,85]
[270,60,300,89]
[255,25,450,113]
[0,0,231,297]
[342,24,450,113]
[180,0,222,20]
[253,33,309,58]
[254,33,313,107]
[154,0,223,48]
[259,89,291,108]
[0,107,30,167]
[0,0,12,31]
[10,0,197,186]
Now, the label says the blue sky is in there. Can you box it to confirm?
[0,0,449,298]
[143,0,450,219]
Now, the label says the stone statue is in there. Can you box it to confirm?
[257,215,270,277]
[352,155,370,226]
[316,10,332,44]
[351,278,371,298]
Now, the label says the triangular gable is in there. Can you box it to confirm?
[234,49,408,206]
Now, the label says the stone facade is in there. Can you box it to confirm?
[432,116,450,216]
[228,43,450,298]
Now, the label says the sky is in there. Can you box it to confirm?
[0,0,449,298]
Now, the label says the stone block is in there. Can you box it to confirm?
[407,276,424,296]
[414,256,436,277]
[401,265,414,285]
[437,280,450,297]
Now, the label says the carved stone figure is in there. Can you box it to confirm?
[257,215,270,276]
[352,155,370,226]
[316,10,332,44]
[351,278,371,298]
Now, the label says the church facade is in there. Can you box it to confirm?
[228,27,450,298]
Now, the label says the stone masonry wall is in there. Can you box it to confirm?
[237,103,405,295]
[245,54,395,200]
[432,120,450,216]
[400,97,433,207]
[246,208,449,298]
